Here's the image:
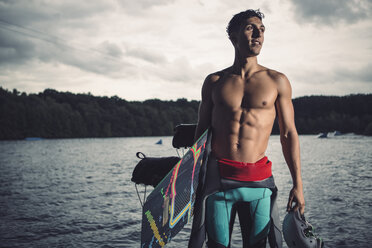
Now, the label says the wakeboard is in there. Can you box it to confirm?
[140,129,210,247]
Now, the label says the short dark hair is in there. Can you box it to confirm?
[226,9,265,39]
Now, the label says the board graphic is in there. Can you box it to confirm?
[140,129,209,247]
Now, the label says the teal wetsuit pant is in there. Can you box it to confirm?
[206,187,272,247]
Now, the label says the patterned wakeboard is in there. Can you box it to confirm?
[140,129,209,247]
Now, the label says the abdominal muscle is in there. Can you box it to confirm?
[211,107,275,163]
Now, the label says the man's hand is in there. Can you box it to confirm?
[287,186,305,215]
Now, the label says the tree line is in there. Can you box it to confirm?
[0,87,371,140]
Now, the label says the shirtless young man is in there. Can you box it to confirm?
[193,9,305,248]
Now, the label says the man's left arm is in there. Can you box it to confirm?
[275,73,305,215]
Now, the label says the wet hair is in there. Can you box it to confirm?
[226,9,265,40]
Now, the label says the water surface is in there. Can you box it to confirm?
[0,135,371,247]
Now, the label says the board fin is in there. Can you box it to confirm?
[162,196,170,226]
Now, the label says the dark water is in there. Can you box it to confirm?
[0,135,371,248]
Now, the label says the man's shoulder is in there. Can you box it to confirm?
[205,68,230,83]
[259,67,292,96]
[257,66,288,82]
[255,66,292,96]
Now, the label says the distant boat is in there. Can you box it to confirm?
[327,131,343,138]
[318,132,328,138]
[155,139,163,145]
[332,130,342,136]
[25,137,43,141]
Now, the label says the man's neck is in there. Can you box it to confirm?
[232,53,259,79]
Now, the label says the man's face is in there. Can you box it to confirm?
[233,17,265,57]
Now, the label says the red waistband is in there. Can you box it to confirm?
[218,156,272,181]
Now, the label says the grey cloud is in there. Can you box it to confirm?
[0,29,35,65]
[98,41,124,58]
[116,0,175,14]
[0,27,132,77]
[290,67,372,97]
[359,69,372,83]
[290,63,372,96]
[0,1,132,77]
[0,1,53,26]
[151,57,214,84]
[125,46,167,64]
[0,0,172,76]
[51,2,113,20]
[35,40,133,77]
[0,0,113,26]
[60,53,123,76]
[289,0,372,24]
[335,64,372,83]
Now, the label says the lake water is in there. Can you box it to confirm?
[0,135,371,248]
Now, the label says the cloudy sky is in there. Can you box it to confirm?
[0,0,371,100]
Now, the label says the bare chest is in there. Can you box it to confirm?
[212,76,277,110]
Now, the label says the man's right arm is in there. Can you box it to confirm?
[194,74,215,142]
